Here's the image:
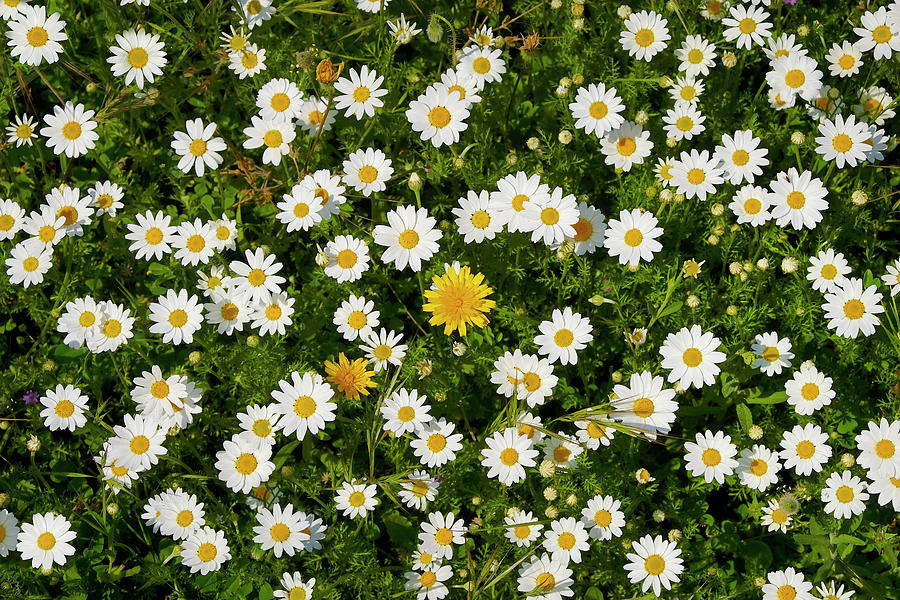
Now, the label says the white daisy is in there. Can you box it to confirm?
[736,444,782,491]
[334,65,388,120]
[107,28,166,89]
[125,210,175,261]
[342,147,394,197]
[619,10,670,61]
[601,121,653,172]
[253,503,310,558]
[882,259,900,297]
[86,301,134,353]
[148,289,203,345]
[750,331,794,376]
[714,129,768,185]
[39,384,89,432]
[56,296,103,348]
[108,413,167,472]
[0,510,20,558]
[675,34,716,77]
[603,208,664,267]
[826,41,863,78]
[814,113,871,168]
[517,553,574,599]
[457,46,506,88]
[181,527,231,575]
[610,371,678,440]
[624,534,684,597]
[766,54,823,102]
[398,471,439,512]
[659,324,726,390]
[505,509,543,547]
[323,235,371,283]
[785,364,834,415]
[669,149,724,201]
[543,518,590,565]
[40,101,98,158]
[334,481,378,519]
[228,43,266,79]
[87,181,124,217]
[360,328,407,372]
[492,171,552,233]
[762,568,814,600]
[273,573,316,600]
[5,5,67,66]
[769,168,829,231]
[760,499,793,533]
[581,495,625,540]
[683,430,738,484]
[779,423,831,476]
[215,434,275,494]
[822,471,869,520]
[6,238,53,288]
[270,371,336,441]
[822,277,884,339]
[171,118,226,177]
[411,418,463,468]
[242,116,294,166]
[854,7,900,60]
[568,83,625,139]
[855,418,900,477]
[373,205,443,272]
[256,77,304,122]
[521,186,579,246]
[334,294,379,342]
[453,189,505,243]
[381,388,432,436]
[662,102,705,141]
[6,114,37,147]
[250,293,295,336]
[722,4,772,49]
[533,307,592,366]
[543,435,583,470]
[418,511,466,560]
[729,185,772,227]
[229,248,285,305]
[480,427,539,486]
[15,512,76,570]
[406,85,470,148]
[297,97,335,135]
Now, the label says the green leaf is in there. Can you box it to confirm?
[746,391,787,404]
[585,587,604,600]
[736,403,753,432]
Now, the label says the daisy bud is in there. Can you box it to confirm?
[246,335,259,347]
[471,496,482,506]
[780,257,798,273]
[628,263,640,272]
[827,87,840,100]
[544,505,559,519]
[250,544,267,561]
[572,17,585,30]
[659,188,674,203]
[790,131,806,145]
[611,370,623,383]
[551,0,562,9]
[558,130,573,144]
[796,24,809,37]
[571,4,584,16]
[634,110,649,126]
[42,360,57,372]
[730,224,741,232]
[557,239,575,260]
[452,341,467,356]
[739,271,748,281]
[714,225,725,236]
[314,247,330,267]
[645,186,657,198]
[723,52,737,68]
[26,435,40,453]
[555,85,569,97]
[851,190,868,206]
[710,203,724,216]
[726,305,738,316]
[539,459,556,478]
[527,137,540,150]
[0,493,9,508]
[754,576,767,588]
[506,507,521,519]
[686,294,700,308]
[748,424,764,440]
[505,151,518,166]
[188,351,202,364]
[407,172,423,192]
[41,567,52,576]
[673,193,685,203]
[616,5,632,19]
[707,234,719,245]
[452,156,465,169]
[434,391,446,403]
[167,426,180,436]
[106,503,119,516]
[560,76,572,87]
[571,73,584,85]
[683,259,703,278]
[0,421,7,431]
[416,359,433,379]
[668,529,682,542]
[756,258,769,271]
[635,468,655,484]
[543,486,558,501]
[665,0,678,11]
[658,75,673,88]
[566,494,578,506]
[841,453,855,468]
[742,262,754,273]
[800,359,815,370]
[665,137,677,148]
[426,15,444,43]
[315,58,343,84]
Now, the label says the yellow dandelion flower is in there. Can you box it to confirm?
[324,352,376,400]
[423,265,496,336]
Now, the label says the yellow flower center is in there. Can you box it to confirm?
[197,542,217,562]
[676,116,694,132]
[540,207,559,225]
[644,554,666,575]
[586,422,607,439]
[762,346,780,362]
[771,508,788,524]
[701,448,721,466]
[786,191,806,209]
[270,92,290,112]
[499,448,519,466]
[428,106,451,128]
[96,194,113,209]
[843,299,865,320]
[263,130,283,148]
[876,439,896,459]
[352,86,370,102]
[247,268,266,287]
[235,453,258,475]
[293,202,310,218]
[800,382,819,401]
[687,168,706,185]
[145,227,164,244]
[448,84,466,99]
[634,28,655,47]
[732,149,750,166]
[186,234,206,253]
[589,101,608,119]
[127,47,149,69]
[750,458,768,476]
[594,509,612,527]
[396,405,415,422]
[168,309,188,328]
[617,137,637,156]
[62,121,82,141]
[265,304,282,320]
[784,69,806,89]
[246,0,262,14]
[54,399,75,418]
[796,440,816,459]
[151,380,170,399]
[573,218,592,242]
[420,571,438,588]
[411,480,430,497]
[471,210,491,229]
[838,54,855,69]
[252,419,271,437]
[820,264,838,280]
[682,347,702,367]
[633,397,655,418]
[832,134,853,153]
[294,395,316,418]
[175,510,194,528]
[434,527,453,546]
[535,573,556,592]
[553,445,571,463]
[78,311,95,327]
[103,319,122,338]
[358,165,378,184]
[15,123,32,139]
[336,249,357,269]
[220,303,239,321]
[27,26,49,47]
[777,585,797,600]
[241,51,258,69]
[22,256,39,272]
[37,532,56,551]
[835,485,854,503]
[270,523,291,542]
[557,531,576,550]
[472,56,491,74]
[624,228,643,247]
[511,194,529,212]
[130,435,150,455]
[427,433,447,452]
[554,328,574,347]
[743,197,762,215]
[872,25,893,44]
[398,229,420,249]
[514,524,531,538]
[738,18,757,34]
[347,311,368,330]
[688,48,704,64]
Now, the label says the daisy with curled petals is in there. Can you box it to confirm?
[662,102,705,141]
[271,371,336,441]
[517,553,573,599]
[16,512,76,570]
[683,430,738,484]
[568,83,625,138]
[769,168,829,231]
[39,384,88,432]
[601,121,653,172]
[0,509,19,558]
[581,495,625,541]
[854,7,900,60]
[406,86,469,148]
[342,147,394,197]
[324,235,370,283]
[826,41,863,78]
[6,239,52,288]
[669,149,724,201]
[522,186,579,246]
[453,190,505,243]
[107,28,166,89]
[603,208,664,267]
[325,352,376,400]
[148,289,203,345]
[736,445,781,491]
[780,423,831,477]
[361,328,407,372]
[505,508,543,547]
[822,278,884,339]
[760,499,793,533]
[398,471,439,511]
[480,427,539,486]
[335,481,378,519]
[438,69,482,107]
[761,568,814,600]
[253,503,310,558]
[418,511,466,560]
[807,248,851,293]
[822,471,869,520]
[610,371,678,440]
[543,518,590,564]
[373,205,442,272]
[659,324,726,390]
[882,259,900,297]
[204,288,252,335]
[88,181,124,217]
[40,102,98,158]
[159,492,205,541]
[411,418,463,468]
[181,527,231,575]
[215,434,275,494]
[388,13,421,45]
[126,210,175,261]
[785,364,834,415]
[87,301,135,353]
[256,77,304,121]
[814,114,871,168]
[108,413,167,472]
[250,293,294,336]
[534,307,592,366]
[493,171,552,233]
[729,185,771,227]
[405,564,452,600]
[173,218,217,266]
[6,114,37,147]
[855,418,900,477]
[423,265,495,337]
[722,4,772,50]
[230,248,285,305]
[236,404,280,448]
[457,46,506,88]
[543,435,583,470]
[274,573,315,600]
[381,388,432,436]
[619,10,670,61]
[334,65,388,120]
[229,43,266,79]
[675,34,716,77]
[5,5,67,66]
[171,118,225,177]
[276,185,323,232]
[57,296,103,349]
[624,534,684,597]
[750,331,793,376]
[568,202,606,256]
[242,116,294,166]
[714,130,768,185]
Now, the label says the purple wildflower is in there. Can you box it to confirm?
[23,390,39,405]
